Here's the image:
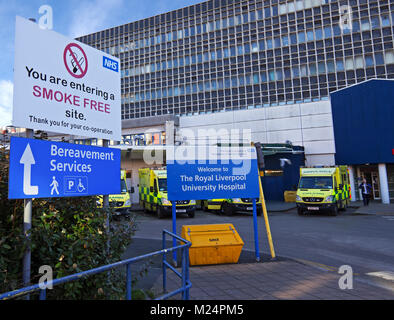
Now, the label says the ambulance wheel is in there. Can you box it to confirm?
[297,208,305,216]
[188,210,195,218]
[221,203,234,216]
[257,209,262,216]
[330,206,338,216]
[157,207,165,219]
[202,201,209,212]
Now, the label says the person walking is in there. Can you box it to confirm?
[359,178,372,206]
[50,176,59,195]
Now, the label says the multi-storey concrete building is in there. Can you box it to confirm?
[75,0,394,203]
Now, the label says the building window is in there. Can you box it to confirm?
[361,18,370,31]
[354,56,363,69]
[336,59,344,71]
[365,55,374,67]
[315,28,323,40]
[298,31,305,43]
[382,15,390,27]
[264,7,271,18]
[375,53,384,66]
[309,63,317,75]
[385,51,394,64]
[307,30,314,41]
[345,57,354,70]
[318,62,326,74]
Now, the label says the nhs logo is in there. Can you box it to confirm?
[103,56,119,72]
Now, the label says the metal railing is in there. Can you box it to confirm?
[0,229,191,300]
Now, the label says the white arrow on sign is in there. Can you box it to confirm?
[19,143,39,195]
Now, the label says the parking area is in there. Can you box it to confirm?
[130,207,393,272]
[120,206,394,299]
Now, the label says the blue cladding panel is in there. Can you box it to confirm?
[262,151,305,201]
[330,80,394,165]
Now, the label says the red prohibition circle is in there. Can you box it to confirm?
[63,43,88,78]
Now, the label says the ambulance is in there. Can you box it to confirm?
[296,166,351,216]
[97,170,132,217]
[200,198,262,216]
[138,168,196,219]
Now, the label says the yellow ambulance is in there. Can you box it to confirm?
[200,198,262,216]
[296,166,351,216]
[97,170,132,217]
[139,168,196,219]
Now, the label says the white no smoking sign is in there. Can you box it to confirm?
[12,16,121,141]
[63,43,88,79]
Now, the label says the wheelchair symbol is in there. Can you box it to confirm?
[77,179,86,193]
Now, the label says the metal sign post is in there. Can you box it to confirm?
[103,139,110,239]
[254,143,276,260]
[103,139,111,291]
[172,202,177,267]
[252,198,260,262]
[22,128,34,300]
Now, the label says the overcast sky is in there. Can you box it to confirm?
[0,0,202,127]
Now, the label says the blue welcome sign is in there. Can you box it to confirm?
[166,146,259,201]
[8,137,121,199]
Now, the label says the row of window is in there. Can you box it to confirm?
[118,15,391,77]
[122,96,332,119]
[123,73,394,119]
[74,138,116,146]
[70,133,166,146]
[125,37,393,85]
[81,0,338,44]
[122,68,394,117]
[81,0,394,46]
[102,6,392,57]
[102,0,389,48]
[121,22,393,66]
[121,51,392,103]
[121,132,166,146]
[125,76,389,106]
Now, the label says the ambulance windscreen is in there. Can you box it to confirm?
[158,178,167,192]
[299,177,333,189]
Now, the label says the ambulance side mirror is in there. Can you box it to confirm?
[129,187,135,194]
[150,186,154,193]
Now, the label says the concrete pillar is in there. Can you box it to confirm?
[165,120,175,146]
[348,166,356,202]
[357,166,362,201]
[378,163,390,204]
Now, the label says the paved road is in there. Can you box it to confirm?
[129,208,394,278]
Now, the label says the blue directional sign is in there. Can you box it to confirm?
[8,137,121,199]
[166,147,260,201]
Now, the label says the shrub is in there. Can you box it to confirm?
[0,138,136,299]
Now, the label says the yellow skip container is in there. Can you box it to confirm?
[181,224,244,266]
[284,190,297,203]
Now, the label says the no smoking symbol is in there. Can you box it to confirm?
[63,43,88,78]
